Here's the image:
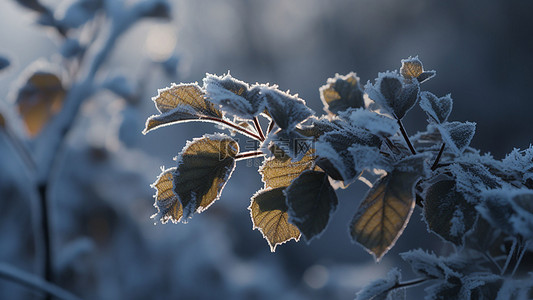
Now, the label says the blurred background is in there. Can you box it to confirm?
[0,0,532,299]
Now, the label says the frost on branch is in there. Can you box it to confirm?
[151,167,183,224]
[419,91,453,124]
[143,83,223,134]
[285,170,338,242]
[355,268,402,300]
[203,73,265,119]
[350,155,427,261]
[319,72,365,115]
[365,71,420,119]
[249,188,300,252]
[173,134,239,220]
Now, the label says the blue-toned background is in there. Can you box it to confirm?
[1,0,531,299]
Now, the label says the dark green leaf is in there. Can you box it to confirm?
[350,156,426,261]
[320,72,365,115]
[285,171,338,242]
[249,188,301,251]
[262,86,314,130]
[144,83,223,134]
[173,134,238,220]
[424,180,477,245]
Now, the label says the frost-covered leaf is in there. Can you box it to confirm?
[16,71,65,137]
[349,143,392,173]
[400,56,423,79]
[424,180,477,245]
[143,83,223,134]
[173,134,238,220]
[449,160,503,203]
[285,171,338,242]
[434,122,476,153]
[319,72,364,115]
[259,149,315,189]
[417,71,436,84]
[350,156,426,260]
[478,189,533,238]
[340,108,399,137]
[496,277,533,300]
[0,56,9,71]
[262,86,314,130]
[264,129,313,160]
[151,167,183,224]
[419,91,453,124]
[295,116,340,138]
[315,127,381,183]
[203,73,264,119]
[249,187,301,251]
[365,72,420,119]
[401,249,451,279]
[355,268,401,300]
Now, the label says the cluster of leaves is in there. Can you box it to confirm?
[145,57,533,299]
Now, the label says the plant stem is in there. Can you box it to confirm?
[511,240,529,277]
[431,143,446,171]
[397,119,416,155]
[394,277,429,289]
[201,116,263,141]
[501,238,517,275]
[266,119,275,134]
[253,117,265,141]
[38,184,52,300]
[235,151,265,161]
[0,263,80,300]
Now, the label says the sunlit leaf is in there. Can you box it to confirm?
[16,71,65,137]
[174,133,239,220]
[151,167,183,224]
[203,73,264,119]
[400,56,423,79]
[259,149,315,188]
[350,156,426,261]
[285,171,338,242]
[249,187,301,251]
[320,72,365,115]
[262,86,314,130]
[419,91,453,123]
[424,180,477,245]
[144,83,223,134]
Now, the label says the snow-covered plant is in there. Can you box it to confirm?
[145,57,533,298]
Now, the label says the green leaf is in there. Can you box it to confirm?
[249,188,301,251]
[350,156,426,261]
[143,83,223,134]
[320,72,365,115]
[285,171,338,242]
[151,167,183,224]
[174,133,239,220]
[424,180,477,245]
[259,149,315,189]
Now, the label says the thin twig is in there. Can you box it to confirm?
[482,252,503,274]
[501,238,518,275]
[511,240,530,277]
[397,119,416,155]
[235,151,265,161]
[394,277,429,289]
[253,117,265,141]
[0,263,81,300]
[431,143,446,171]
[201,117,263,141]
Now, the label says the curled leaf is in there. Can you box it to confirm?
[285,171,338,242]
[144,83,223,134]
[151,167,183,224]
[350,156,426,261]
[174,133,239,220]
[249,187,301,251]
[320,72,364,115]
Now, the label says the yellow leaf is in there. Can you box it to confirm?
[174,134,239,219]
[16,72,65,137]
[144,83,223,134]
[319,72,364,115]
[259,149,315,189]
[350,157,425,261]
[400,57,424,80]
[151,167,183,224]
[249,188,301,251]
